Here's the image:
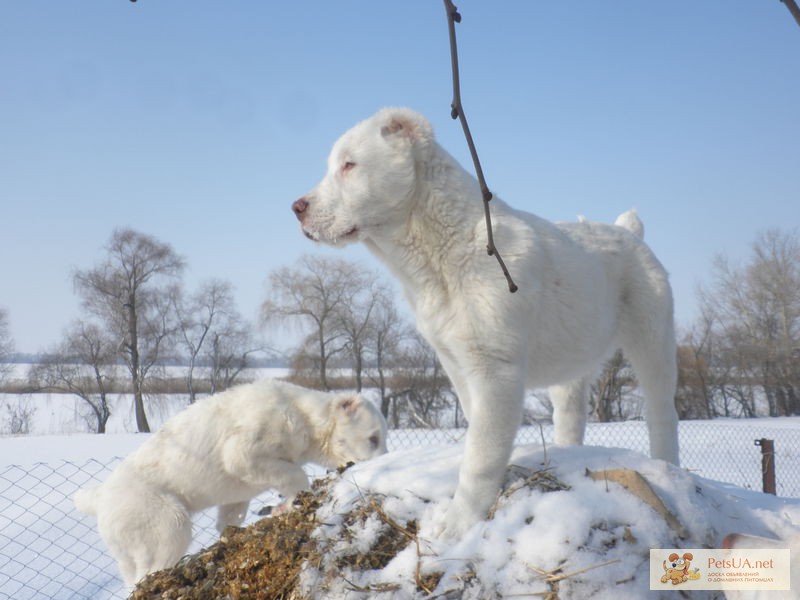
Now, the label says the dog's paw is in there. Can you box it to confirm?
[433,498,483,540]
[270,499,295,516]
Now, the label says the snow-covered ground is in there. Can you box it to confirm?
[304,443,800,599]
[0,388,798,599]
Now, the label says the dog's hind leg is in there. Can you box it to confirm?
[129,496,192,584]
[548,377,590,446]
[624,331,680,465]
[216,501,249,532]
[619,278,680,465]
[115,554,138,589]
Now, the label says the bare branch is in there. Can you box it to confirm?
[781,0,800,27]
[443,0,518,293]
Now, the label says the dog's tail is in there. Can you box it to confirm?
[73,486,101,517]
[614,208,644,239]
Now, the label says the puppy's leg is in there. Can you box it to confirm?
[101,488,191,586]
[440,362,525,538]
[115,554,138,589]
[222,441,310,500]
[268,461,311,502]
[216,501,250,532]
[548,376,590,446]
[130,496,192,584]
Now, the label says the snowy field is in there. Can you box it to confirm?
[1,420,799,599]
[0,380,798,598]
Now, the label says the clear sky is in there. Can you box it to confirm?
[1,1,798,354]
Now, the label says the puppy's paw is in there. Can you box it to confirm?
[270,499,295,516]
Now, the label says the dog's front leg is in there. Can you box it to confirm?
[222,441,310,500]
[216,501,249,532]
[436,347,474,422]
[439,363,525,539]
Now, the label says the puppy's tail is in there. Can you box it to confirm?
[73,486,101,516]
[614,208,644,239]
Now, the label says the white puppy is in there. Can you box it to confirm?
[292,107,680,538]
[74,379,387,586]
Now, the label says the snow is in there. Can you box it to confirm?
[1,414,799,598]
[303,443,800,599]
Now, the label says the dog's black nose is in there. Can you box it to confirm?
[292,198,308,221]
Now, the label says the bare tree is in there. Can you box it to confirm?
[695,228,800,417]
[2,398,35,435]
[0,308,14,384]
[337,280,398,393]
[262,255,367,390]
[589,350,638,422]
[675,312,718,420]
[29,321,117,433]
[388,331,457,429]
[366,292,411,419]
[206,322,258,394]
[74,228,185,432]
[174,279,255,402]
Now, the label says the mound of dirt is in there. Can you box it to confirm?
[130,481,322,600]
[129,465,428,600]
[128,444,800,600]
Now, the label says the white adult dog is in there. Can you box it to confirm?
[74,379,387,586]
[291,107,680,538]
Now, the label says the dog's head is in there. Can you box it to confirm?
[666,552,693,573]
[327,394,388,466]
[292,107,434,246]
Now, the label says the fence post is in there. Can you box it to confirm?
[754,438,776,495]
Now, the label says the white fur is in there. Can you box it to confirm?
[293,107,680,538]
[74,379,387,586]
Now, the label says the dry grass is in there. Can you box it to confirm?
[129,482,325,600]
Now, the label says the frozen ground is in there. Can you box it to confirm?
[0,407,798,598]
[301,443,800,599]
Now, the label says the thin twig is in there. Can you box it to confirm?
[781,0,800,27]
[368,497,436,595]
[443,0,518,293]
[527,558,622,583]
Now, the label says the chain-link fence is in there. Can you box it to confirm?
[1,421,799,600]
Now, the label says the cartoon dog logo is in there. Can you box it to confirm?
[661,552,701,585]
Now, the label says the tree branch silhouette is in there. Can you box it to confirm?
[781,0,800,27]
[443,0,518,293]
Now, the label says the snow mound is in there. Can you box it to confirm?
[133,444,800,600]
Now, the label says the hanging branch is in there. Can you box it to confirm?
[443,0,518,293]
[781,0,800,27]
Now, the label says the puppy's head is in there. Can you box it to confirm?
[328,394,388,466]
[292,108,434,246]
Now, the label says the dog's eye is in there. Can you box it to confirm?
[341,161,356,174]
[368,433,379,449]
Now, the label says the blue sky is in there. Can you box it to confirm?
[1,1,798,353]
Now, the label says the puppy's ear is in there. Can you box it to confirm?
[683,553,693,561]
[378,108,433,144]
[336,395,362,416]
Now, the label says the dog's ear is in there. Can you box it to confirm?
[378,108,433,144]
[683,553,693,561]
[668,553,679,562]
[336,395,362,417]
